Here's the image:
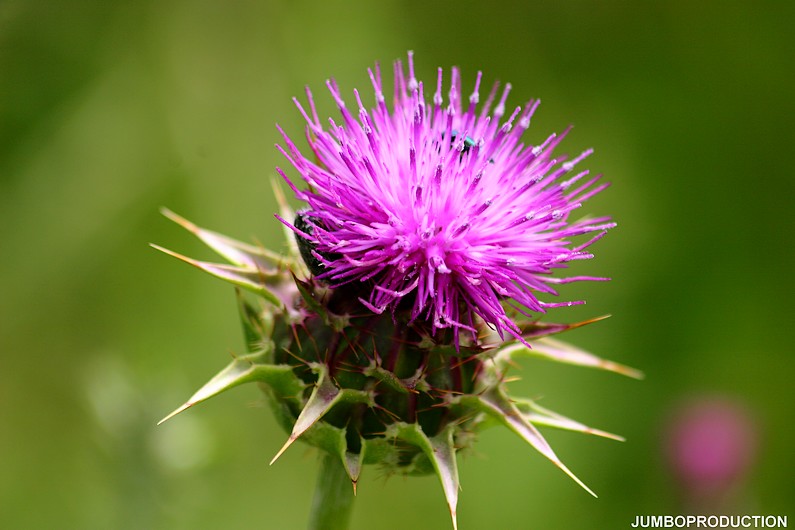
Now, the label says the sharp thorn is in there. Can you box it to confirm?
[554,460,598,498]
[157,402,192,425]
[269,436,296,465]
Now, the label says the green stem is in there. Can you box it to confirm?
[307,452,355,530]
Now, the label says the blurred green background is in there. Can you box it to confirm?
[2,1,793,528]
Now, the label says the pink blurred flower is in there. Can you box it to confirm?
[665,397,757,505]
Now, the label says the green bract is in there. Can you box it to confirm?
[155,196,642,530]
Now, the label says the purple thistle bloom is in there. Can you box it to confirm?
[276,52,614,341]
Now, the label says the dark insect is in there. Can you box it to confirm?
[294,211,340,277]
[443,130,493,163]
[450,129,477,154]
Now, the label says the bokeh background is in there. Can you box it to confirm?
[2,1,793,528]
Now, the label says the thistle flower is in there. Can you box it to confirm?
[155,53,641,530]
[277,51,614,344]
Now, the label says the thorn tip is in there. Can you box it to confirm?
[270,437,295,465]
[157,402,191,425]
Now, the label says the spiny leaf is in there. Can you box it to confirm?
[514,398,625,442]
[158,351,303,425]
[465,390,598,498]
[343,448,365,495]
[517,315,611,339]
[496,336,644,379]
[161,207,287,269]
[298,422,360,493]
[388,423,460,530]
[271,364,340,465]
[271,364,371,465]
[429,427,460,530]
[151,244,283,307]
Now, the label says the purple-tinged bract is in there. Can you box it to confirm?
[277,52,614,341]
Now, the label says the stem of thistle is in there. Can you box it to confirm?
[307,452,355,530]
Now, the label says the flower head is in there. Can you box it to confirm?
[155,53,640,530]
[277,52,614,341]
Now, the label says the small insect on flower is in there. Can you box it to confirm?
[155,52,640,530]
[293,210,341,277]
[450,130,477,151]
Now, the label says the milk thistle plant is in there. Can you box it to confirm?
[155,52,641,530]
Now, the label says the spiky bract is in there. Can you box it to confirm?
[155,206,641,529]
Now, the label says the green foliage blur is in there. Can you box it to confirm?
[2,1,793,528]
